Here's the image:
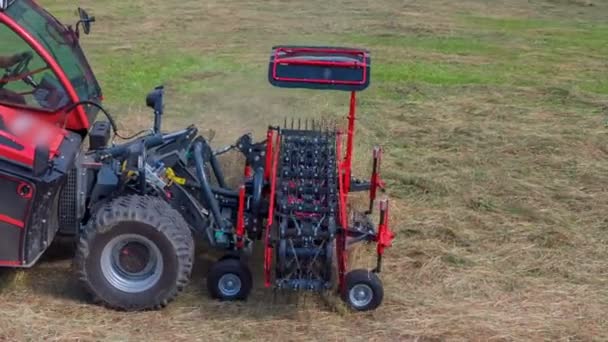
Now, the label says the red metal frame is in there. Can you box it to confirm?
[342,91,357,192]
[272,47,368,86]
[235,185,246,249]
[235,165,253,249]
[336,132,348,292]
[264,129,274,181]
[264,132,281,287]
[0,10,90,131]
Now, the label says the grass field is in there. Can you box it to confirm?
[1,0,608,340]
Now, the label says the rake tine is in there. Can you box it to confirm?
[291,118,294,129]
[298,118,301,130]
[284,117,287,129]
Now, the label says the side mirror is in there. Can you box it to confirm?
[146,86,164,134]
[33,145,50,177]
[0,0,11,11]
[76,8,95,36]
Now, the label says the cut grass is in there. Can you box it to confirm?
[1,0,607,340]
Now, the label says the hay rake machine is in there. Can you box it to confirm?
[0,1,394,311]
[260,47,396,308]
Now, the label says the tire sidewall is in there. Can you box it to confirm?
[208,259,252,300]
[344,270,384,311]
[85,221,181,309]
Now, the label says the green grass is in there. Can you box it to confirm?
[348,33,508,56]
[326,17,608,98]
[95,52,247,103]
[3,0,608,341]
[374,61,501,85]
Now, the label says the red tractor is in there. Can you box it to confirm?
[0,0,394,311]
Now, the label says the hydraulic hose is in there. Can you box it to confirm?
[194,141,228,233]
[62,101,148,140]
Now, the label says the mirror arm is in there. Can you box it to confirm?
[73,21,82,38]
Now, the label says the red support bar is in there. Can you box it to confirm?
[275,59,367,69]
[264,129,274,181]
[342,91,357,193]
[264,133,281,287]
[336,133,348,293]
[336,134,348,229]
[272,76,366,86]
[235,184,246,249]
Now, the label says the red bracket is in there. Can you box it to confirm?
[263,133,281,287]
[235,184,246,249]
[264,129,274,181]
[374,199,394,273]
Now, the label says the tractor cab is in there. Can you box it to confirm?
[0,0,98,266]
[0,0,101,133]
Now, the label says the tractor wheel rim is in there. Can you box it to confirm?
[349,284,373,308]
[101,234,163,293]
[218,273,241,297]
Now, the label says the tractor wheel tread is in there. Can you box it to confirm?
[74,195,194,311]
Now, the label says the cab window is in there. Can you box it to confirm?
[0,23,69,110]
[6,0,101,102]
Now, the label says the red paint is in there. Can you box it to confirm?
[235,184,246,249]
[244,165,252,178]
[17,182,33,199]
[263,134,281,287]
[335,133,348,292]
[342,91,357,192]
[0,109,66,166]
[0,11,89,130]
[272,48,368,86]
[376,200,394,256]
[264,129,274,181]
[0,214,24,229]
[0,260,22,266]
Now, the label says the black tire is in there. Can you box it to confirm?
[207,258,252,301]
[343,269,384,311]
[75,195,194,311]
